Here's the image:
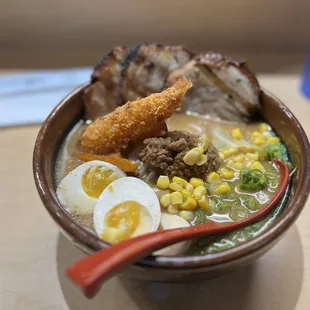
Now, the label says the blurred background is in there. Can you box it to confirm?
[0,0,309,73]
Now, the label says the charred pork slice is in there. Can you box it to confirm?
[83,46,128,120]
[121,44,194,103]
[166,52,260,122]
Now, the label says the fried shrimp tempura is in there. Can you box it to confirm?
[81,78,192,154]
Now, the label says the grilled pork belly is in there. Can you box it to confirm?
[165,52,260,122]
[83,46,128,120]
[83,45,261,122]
[121,44,194,103]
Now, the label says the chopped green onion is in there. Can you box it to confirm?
[239,169,268,191]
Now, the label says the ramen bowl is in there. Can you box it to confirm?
[33,84,310,282]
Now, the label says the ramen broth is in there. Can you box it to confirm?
[55,113,288,254]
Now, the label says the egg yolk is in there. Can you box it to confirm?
[81,165,118,199]
[101,201,142,244]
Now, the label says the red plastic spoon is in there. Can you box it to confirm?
[66,159,289,298]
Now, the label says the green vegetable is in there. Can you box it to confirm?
[259,144,288,162]
[239,169,268,191]
[258,149,267,160]
[208,196,219,213]
[251,222,264,230]
[241,196,259,211]
[224,192,238,201]
[216,202,233,214]
[195,209,207,224]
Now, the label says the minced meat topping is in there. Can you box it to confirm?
[139,131,221,179]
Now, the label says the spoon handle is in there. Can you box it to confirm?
[66,221,221,298]
[66,160,289,298]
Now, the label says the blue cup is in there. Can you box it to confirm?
[301,51,310,100]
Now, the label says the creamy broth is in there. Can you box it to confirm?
[55,113,290,254]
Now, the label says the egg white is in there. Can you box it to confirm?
[154,213,191,256]
[93,177,161,240]
[56,160,126,215]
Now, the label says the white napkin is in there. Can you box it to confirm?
[0,68,92,127]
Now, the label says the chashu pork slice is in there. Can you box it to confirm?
[121,44,194,103]
[165,52,261,122]
[83,46,128,120]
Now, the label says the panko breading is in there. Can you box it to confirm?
[81,78,192,154]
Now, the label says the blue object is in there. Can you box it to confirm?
[0,68,92,127]
[301,51,310,100]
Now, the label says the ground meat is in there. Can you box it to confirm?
[139,131,221,179]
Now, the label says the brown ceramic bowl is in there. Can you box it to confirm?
[33,84,310,282]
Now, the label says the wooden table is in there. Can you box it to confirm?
[0,73,309,310]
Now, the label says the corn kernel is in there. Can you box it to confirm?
[227,159,234,167]
[222,149,230,158]
[193,147,204,156]
[219,152,225,160]
[185,183,194,194]
[229,148,238,155]
[219,167,234,179]
[253,138,266,145]
[181,189,191,200]
[223,147,238,158]
[231,128,243,139]
[259,123,268,132]
[183,149,199,166]
[169,182,183,192]
[179,210,195,221]
[190,177,204,188]
[233,154,244,163]
[197,195,209,211]
[233,162,244,170]
[172,176,188,187]
[198,136,209,152]
[196,154,208,166]
[207,172,220,182]
[251,131,262,138]
[160,194,171,208]
[214,182,232,195]
[157,175,170,189]
[267,137,280,145]
[193,185,207,200]
[170,191,183,205]
[249,161,266,173]
[245,152,259,161]
[168,204,179,214]
[180,197,197,211]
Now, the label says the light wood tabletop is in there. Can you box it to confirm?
[0,73,309,310]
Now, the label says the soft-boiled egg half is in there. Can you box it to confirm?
[93,177,161,244]
[56,160,126,214]
[154,213,191,256]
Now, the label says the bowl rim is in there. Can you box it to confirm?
[33,84,310,269]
